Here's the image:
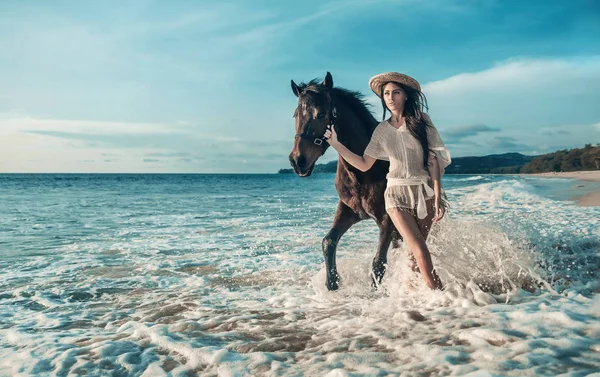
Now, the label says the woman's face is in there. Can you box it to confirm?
[382,82,406,112]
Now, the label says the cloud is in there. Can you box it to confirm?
[488,136,533,152]
[21,130,189,149]
[146,152,194,158]
[423,56,600,128]
[444,124,501,140]
[541,129,571,136]
[0,113,294,173]
[446,139,482,147]
[0,115,183,135]
[421,56,600,156]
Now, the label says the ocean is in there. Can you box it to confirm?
[1,173,599,377]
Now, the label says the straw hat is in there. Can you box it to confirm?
[368,72,421,97]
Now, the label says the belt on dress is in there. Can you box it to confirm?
[386,177,435,219]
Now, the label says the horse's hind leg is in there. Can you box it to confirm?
[322,202,361,291]
[371,214,397,289]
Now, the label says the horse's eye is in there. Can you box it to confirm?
[317,113,326,120]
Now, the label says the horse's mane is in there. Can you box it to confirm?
[297,79,379,135]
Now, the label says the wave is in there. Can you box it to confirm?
[455,175,485,182]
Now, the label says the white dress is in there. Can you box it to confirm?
[364,115,451,219]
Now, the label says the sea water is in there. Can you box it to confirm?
[1,173,599,376]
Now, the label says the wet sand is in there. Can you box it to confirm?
[528,171,600,207]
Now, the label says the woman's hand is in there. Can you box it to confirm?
[432,197,445,222]
[323,125,376,172]
[323,125,339,147]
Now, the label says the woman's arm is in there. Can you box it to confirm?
[428,153,445,222]
[324,126,376,172]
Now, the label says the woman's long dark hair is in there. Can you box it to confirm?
[381,83,431,168]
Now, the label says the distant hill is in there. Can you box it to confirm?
[278,153,534,174]
[445,153,534,174]
[520,144,600,173]
[278,160,337,174]
[278,144,600,174]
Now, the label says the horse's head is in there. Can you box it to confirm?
[288,72,337,177]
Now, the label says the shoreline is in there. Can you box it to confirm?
[522,170,600,207]
[527,170,600,182]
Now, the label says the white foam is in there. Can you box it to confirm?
[457,175,485,181]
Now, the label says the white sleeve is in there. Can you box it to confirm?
[364,123,389,161]
[424,114,451,175]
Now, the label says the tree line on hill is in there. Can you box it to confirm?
[278,144,600,174]
[519,144,600,173]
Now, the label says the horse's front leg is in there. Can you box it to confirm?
[322,202,361,291]
[371,214,398,289]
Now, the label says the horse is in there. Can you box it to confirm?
[288,71,401,291]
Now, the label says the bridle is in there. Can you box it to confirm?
[294,95,337,147]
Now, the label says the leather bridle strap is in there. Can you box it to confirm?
[294,96,337,146]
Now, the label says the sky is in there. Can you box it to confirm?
[1,0,599,173]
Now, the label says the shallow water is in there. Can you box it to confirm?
[1,174,599,376]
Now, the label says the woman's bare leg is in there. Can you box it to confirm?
[415,200,442,288]
[416,199,436,241]
[388,206,442,290]
[407,200,436,273]
[407,200,436,272]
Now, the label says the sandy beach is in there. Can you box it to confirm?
[527,170,600,207]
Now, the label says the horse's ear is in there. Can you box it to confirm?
[322,72,333,90]
[291,80,301,97]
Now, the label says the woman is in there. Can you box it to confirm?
[323,72,451,290]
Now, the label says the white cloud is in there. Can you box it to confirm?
[0,114,292,173]
[0,114,183,135]
[419,56,600,156]
[423,56,600,128]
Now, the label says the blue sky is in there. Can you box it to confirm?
[1,0,599,173]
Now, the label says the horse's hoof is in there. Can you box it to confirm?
[371,274,385,290]
[371,278,379,290]
[371,267,386,288]
[326,276,340,291]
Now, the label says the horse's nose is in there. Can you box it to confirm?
[295,155,307,169]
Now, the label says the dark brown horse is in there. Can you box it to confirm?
[288,72,401,290]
